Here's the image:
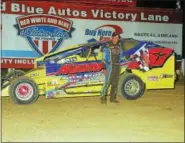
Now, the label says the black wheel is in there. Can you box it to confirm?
[9,76,39,105]
[118,73,145,100]
[1,70,25,89]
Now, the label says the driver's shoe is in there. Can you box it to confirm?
[110,98,119,103]
[100,96,107,104]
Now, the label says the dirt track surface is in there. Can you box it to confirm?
[1,83,184,142]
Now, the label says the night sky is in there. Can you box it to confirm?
[137,0,184,9]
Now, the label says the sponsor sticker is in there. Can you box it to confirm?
[147,76,158,81]
[160,74,173,78]
[57,57,77,64]
[30,73,39,78]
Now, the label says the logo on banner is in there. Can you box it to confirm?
[15,14,75,56]
[85,24,123,41]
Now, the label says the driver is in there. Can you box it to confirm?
[100,32,123,104]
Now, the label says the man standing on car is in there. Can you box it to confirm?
[100,32,123,104]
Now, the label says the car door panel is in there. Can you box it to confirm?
[45,47,105,96]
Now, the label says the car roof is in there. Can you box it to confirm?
[36,38,139,61]
[40,39,111,59]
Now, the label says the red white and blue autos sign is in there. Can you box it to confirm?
[15,14,74,56]
[1,0,182,68]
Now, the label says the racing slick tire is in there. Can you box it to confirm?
[9,76,39,105]
[1,70,25,89]
[118,73,145,100]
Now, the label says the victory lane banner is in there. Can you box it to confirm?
[1,1,182,23]
[1,0,183,69]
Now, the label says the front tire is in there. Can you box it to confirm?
[118,73,145,100]
[9,76,39,105]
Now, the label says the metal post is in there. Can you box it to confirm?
[182,0,185,76]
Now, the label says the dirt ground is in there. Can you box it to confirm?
[1,82,184,142]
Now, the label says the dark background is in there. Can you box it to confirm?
[137,0,184,9]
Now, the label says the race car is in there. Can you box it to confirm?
[1,38,176,104]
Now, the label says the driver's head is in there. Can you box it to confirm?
[112,32,120,45]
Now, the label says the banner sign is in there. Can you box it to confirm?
[15,14,74,56]
[1,1,183,69]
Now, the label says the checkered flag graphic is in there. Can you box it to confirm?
[133,44,150,72]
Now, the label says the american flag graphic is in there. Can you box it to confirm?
[33,40,57,55]
[133,44,150,72]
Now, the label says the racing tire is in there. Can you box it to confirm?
[9,76,39,105]
[118,73,145,100]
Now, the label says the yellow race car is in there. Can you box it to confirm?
[2,38,176,104]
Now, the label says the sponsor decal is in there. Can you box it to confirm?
[49,60,55,64]
[57,62,104,75]
[15,14,75,56]
[57,57,77,64]
[160,74,173,78]
[47,80,58,86]
[47,91,55,98]
[52,79,58,85]
[147,76,158,81]
[63,72,103,80]
[60,72,104,88]
[29,73,39,78]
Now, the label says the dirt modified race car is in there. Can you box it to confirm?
[2,38,176,104]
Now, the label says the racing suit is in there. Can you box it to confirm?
[101,41,124,101]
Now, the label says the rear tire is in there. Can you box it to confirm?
[9,76,39,105]
[118,73,145,100]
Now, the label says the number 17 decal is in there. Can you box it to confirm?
[149,48,174,67]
